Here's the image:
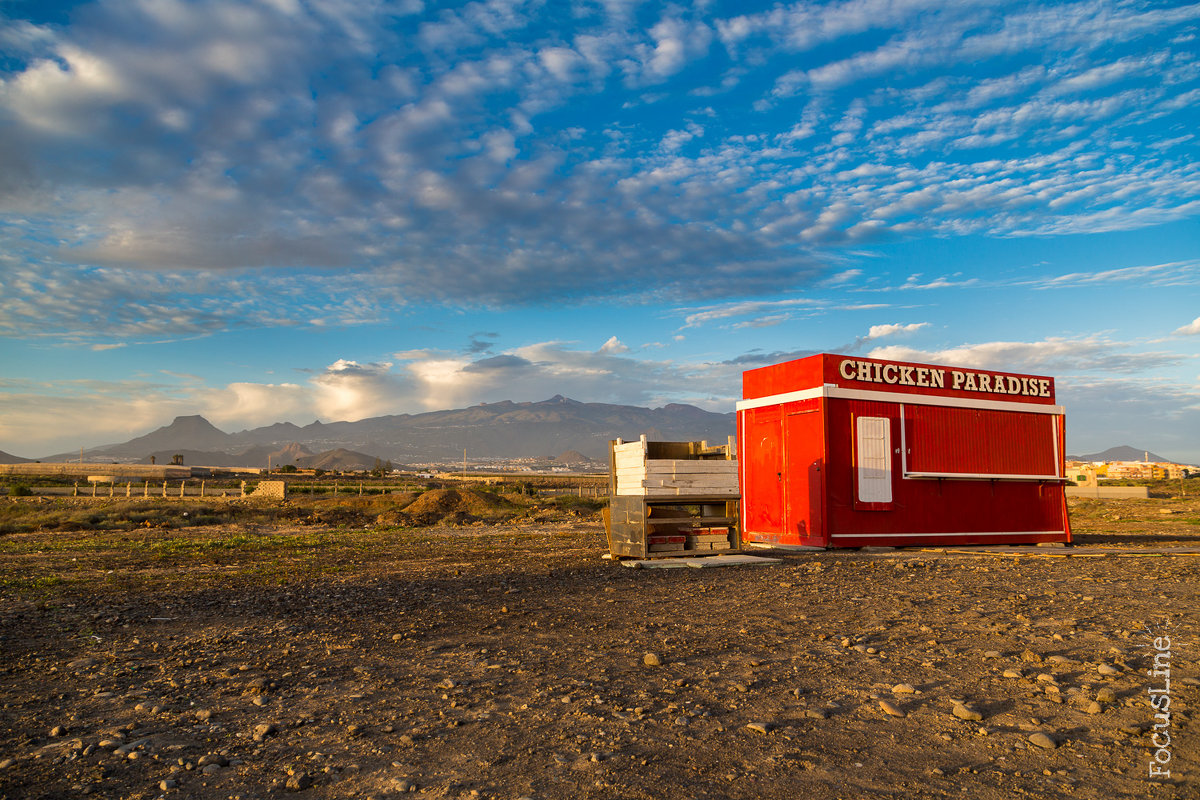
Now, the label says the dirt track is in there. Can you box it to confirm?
[1,497,1198,799]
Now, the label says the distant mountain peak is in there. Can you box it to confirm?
[168,414,224,429]
[1068,445,1173,463]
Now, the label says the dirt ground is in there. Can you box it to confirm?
[1,495,1197,799]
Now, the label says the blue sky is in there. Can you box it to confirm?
[1,0,1198,461]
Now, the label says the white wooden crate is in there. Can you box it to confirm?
[613,437,738,497]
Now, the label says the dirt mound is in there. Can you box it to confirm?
[406,487,517,516]
[378,488,522,526]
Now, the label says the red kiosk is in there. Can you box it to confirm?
[737,353,1070,548]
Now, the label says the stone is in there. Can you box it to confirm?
[879,700,906,718]
[0,758,14,770]
[1085,701,1103,715]
[984,651,1001,659]
[745,722,772,734]
[195,709,213,722]
[1096,688,1116,703]
[395,778,415,792]
[286,771,312,791]
[201,763,221,775]
[952,705,983,722]
[892,684,915,694]
[643,653,662,667]
[160,779,178,790]
[198,754,228,767]
[804,709,829,720]
[1029,732,1058,749]
[253,723,277,742]
[1002,669,1022,679]
[1097,664,1120,676]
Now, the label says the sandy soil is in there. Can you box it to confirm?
[1,497,1198,799]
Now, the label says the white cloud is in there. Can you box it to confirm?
[203,382,311,430]
[877,274,980,291]
[1175,316,1200,336]
[867,336,1182,375]
[598,336,630,354]
[0,378,198,455]
[1033,260,1200,289]
[866,322,927,339]
[681,298,824,328]
[312,360,405,422]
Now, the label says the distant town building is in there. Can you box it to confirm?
[1065,459,1192,482]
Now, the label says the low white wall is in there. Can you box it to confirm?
[1065,485,1150,499]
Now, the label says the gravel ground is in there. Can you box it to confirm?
[1,497,1197,799]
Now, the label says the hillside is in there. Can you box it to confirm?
[298,448,380,471]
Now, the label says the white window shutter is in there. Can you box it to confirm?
[857,416,893,504]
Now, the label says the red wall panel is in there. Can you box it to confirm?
[904,405,1059,478]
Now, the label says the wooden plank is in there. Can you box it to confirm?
[643,488,739,498]
[641,470,739,479]
[639,465,738,475]
[643,459,739,470]
[641,479,739,489]
[608,440,618,498]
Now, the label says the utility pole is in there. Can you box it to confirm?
[463,448,467,481]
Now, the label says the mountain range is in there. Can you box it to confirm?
[11,402,1185,468]
[39,396,736,465]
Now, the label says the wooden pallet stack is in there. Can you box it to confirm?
[604,436,741,559]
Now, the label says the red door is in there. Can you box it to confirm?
[784,410,825,547]
[742,408,784,540]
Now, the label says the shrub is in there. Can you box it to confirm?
[547,494,606,512]
[8,484,32,497]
